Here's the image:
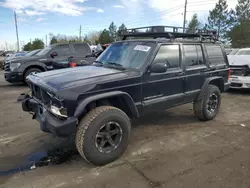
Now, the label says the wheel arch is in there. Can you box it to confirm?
[197,77,224,100]
[74,91,139,119]
[23,64,46,79]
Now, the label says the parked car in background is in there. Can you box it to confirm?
[2,49,41,70]
[4,43,93,83]
[5,51,27,61]
[0,51,15,69]
[52,44,103,69]
[228,48,250,89]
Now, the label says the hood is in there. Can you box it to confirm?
[8,55,42,63]
[228,55,250,67]
[27,66,130,91]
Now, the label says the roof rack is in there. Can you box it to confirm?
[118,26,218,42]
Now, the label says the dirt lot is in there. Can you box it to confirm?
[0,70,250,188]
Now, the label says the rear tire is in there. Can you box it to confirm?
[75,106,131,165]
[24,68,42,82]
[194,85,221,121]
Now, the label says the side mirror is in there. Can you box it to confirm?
[50,51,58,58]
[150,63,167,73]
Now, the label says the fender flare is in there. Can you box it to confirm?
[197,76,224,100]
[23,62,47,72]
[74,91,139,118]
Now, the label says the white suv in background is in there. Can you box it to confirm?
[228,48,250,89]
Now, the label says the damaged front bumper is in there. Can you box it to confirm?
[22,95,77,137]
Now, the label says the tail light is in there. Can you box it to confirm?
[69,62,77,67]
[228,68,231,80]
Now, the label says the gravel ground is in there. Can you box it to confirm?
[0,70,250,188]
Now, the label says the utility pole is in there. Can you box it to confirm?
[183,0,188,33]
[14,11,20,52]
[79,25,82,42]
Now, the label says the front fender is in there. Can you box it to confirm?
[74,91,139,118]
[22,61,47,71]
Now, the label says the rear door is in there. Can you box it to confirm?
[183,44,207,98]
[72,43,94,65]
[48,44,72,68]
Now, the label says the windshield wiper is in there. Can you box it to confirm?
[105,62,125,70]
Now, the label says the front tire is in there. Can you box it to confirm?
[193,85,221,121]
[75,106,131,165]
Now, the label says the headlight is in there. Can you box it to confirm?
[51,105,68,117]
[10,63,21,71]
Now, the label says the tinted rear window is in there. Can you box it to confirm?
[205,45,225,65]
[73,43,91,56]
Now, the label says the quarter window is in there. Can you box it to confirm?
[153,45,180,68]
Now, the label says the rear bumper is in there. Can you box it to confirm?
[4,71,24,83]
[22,96,77,137]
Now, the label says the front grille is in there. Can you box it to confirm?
[231,83,243,87]
[29,83,51,106]
[4,62,10,71]
[230,65,250,76]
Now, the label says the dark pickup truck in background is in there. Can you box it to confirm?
[4,43,95,83]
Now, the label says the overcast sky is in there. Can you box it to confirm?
[0,0,238,50]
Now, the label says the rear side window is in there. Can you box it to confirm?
[73,44,91,56]
[54,45,71,56]
[183,45,205,67]
[153,45,180,69]
[205,45,225,65]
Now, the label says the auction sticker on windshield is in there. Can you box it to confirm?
[134,45,151,52]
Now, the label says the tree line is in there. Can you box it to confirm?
[187,0,250,47]
[23,0,250,51]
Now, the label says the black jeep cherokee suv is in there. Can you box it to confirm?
[22,26,230,165]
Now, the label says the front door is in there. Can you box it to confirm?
[142,44,185,113]
[47,44,72,69]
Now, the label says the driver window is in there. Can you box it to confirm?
[54,45,71,56]
[153,45,180,69]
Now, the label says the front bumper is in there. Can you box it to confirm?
[229,76,250,89]
[22,96,77,137]
[4,71,24,83]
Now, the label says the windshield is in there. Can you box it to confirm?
[236,50,250,55]
[26,49,40,57]
[96,41,156,69]
[36,46,52,56]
